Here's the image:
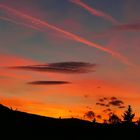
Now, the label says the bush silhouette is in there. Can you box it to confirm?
[108,113,121,124]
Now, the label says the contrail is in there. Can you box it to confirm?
[70,0,119,24]
[0,4,132,66]
[0,16,42,31]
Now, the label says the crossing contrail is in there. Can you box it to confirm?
[0,4,132,66]
[70,0,119,24]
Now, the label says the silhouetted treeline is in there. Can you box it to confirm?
[0,104,140,139]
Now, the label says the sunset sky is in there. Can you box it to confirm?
[0,0,140,122]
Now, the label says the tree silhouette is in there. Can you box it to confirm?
[92,118,97,124]
[108,113,121,124]
[136,118,140,126]
[122,105,135,123]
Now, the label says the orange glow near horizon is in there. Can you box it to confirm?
[0,95,139,122]
[0,77,140,122]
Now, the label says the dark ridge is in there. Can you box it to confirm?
[0,104,139,139]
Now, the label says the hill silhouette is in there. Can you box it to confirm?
[0,104,139,139]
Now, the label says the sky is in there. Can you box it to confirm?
[0,0,140,122]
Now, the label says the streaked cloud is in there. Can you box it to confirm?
[9,62,96,74]
[28,81,70,85]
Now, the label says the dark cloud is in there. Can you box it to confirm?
[84,111,95,120]
[110,96,117,100]
[103,97,108,100]
[69,110,72,113]
[86,106,92,109]
[96,103,106,106]
[84,94,89,98]
[105,104,109,107]
[99,99,104,102]
[96,115,102,119]
[9,62,96,74]
[108,100,124,107]
[103,108,112,113]
[28,81,70,85]
[118,106,125,109]
[96,96,125,109]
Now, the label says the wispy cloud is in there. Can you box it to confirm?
[9,62,96,74]
[113,23,140,31]
[28,81,70,85]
